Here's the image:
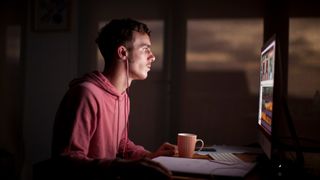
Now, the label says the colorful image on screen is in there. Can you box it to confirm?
[258,40,275,135]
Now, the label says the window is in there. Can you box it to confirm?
[288,18,320,140]
[289,18,320,98]
[182,19,263,145]
[187,19,263,94]
[6,25,21,64]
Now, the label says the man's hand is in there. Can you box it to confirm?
[147,142,178,159]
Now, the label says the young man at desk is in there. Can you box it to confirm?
[40,18,177,180]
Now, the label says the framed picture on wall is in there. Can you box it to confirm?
[33,0,71,32]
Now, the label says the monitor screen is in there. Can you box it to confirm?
[258,39,275,135]
[257,36,276,159]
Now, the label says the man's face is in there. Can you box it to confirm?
[127,31,156,80]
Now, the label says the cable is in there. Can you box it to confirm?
[277,35,304,168]
[122,57,130,159]
[283,98,304,167]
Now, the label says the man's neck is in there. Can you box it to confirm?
[102,68,132,93]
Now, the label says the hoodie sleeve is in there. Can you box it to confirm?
[52,85,98,161]
[118,137,150,160]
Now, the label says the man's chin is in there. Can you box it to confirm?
[136,74,148,80]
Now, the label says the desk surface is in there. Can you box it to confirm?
[168,151,320,180]
[160,153,259,180]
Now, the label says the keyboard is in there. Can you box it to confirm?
[208,152,243,163]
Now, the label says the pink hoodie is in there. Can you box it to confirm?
[52,71,149,161]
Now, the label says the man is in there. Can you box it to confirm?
[48,18,177,179]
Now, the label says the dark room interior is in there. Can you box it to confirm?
[1,0,320,179]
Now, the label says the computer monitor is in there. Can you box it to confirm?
[257,35,307,178]
[257,33,297,158]
[257,35,280,160]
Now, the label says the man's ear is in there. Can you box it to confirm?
[117,45,128,61]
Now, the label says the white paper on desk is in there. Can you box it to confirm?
[153,156,256,177]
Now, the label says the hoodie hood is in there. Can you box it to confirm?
[69,71,125,98]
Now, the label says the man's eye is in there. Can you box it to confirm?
[143,48,150,52]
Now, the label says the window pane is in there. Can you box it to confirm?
[6,25,21,64]
[187,19,263,94]
[288,18,320,142]
[289,18,320,98]
[183,19,263,145]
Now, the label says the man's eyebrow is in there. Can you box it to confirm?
[139,43,151,48]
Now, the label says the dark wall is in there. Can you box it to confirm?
[0,1,27,179]
[0,1,320,180]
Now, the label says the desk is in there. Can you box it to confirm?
[166,153,259,180]
[169,152,320,180]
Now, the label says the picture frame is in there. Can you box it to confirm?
[33,0,71,32]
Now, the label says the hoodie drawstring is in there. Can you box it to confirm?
[122,93,129,159]
[115,98,120,152]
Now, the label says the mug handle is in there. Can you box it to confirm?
[196,139,204,152]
